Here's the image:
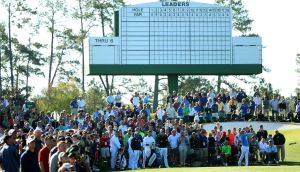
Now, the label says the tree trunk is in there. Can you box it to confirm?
[0,44,2,94]
[217,75,222,93]
[79,0,85,93]
[153,75,159,110]
[26,38,31,98]
[110,75,114,95]
[99,8,114,97]
[51,49,64,85]
[16,67,19,94]
[48,12,55,89]
[99,75,109,96]
[8,4,14,93]
[100,8,105,37]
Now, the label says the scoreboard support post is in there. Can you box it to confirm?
[168,74,179,94]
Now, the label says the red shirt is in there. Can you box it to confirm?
[100,137,110,147]
[228,133,235,146]
[38,146,50,172]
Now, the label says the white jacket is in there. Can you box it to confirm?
[110,135,121,152]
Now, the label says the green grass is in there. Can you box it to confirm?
[131,128,300,172]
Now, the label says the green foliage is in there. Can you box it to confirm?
[35,81,80,112]
[178,76,212,95]
[85,79,106,112]
[120,76,152,95]
[92,0,125,33]
[216,0,253,36]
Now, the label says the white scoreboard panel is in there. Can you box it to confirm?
[120,2,232,65]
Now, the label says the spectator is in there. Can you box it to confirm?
[50,141,67,172]
[266,140,279,164]
[69,97,78,115]
[262,95,270,117]
[38,136,55,172]
[156,129,169,168]
[115,91,122,107]
[0,130,20,172]
[207,88,215,100]
[130,132,142,170]
[142,130,155,168]
[253,95,262,116]
[143,93,150,104]
[278,97,287,121]
[77,96,86,111]
[259,138,267,164]
[178,131,189,166]
[256,125,268,142]
[168,129,179,167]
[236,88,247,109]
[166,103,177,119]
[130,92,141,108]
[271,96,279,121]
[199,130,208,165]
[21,136,39,172]
[273,130,286,162]
[221,141,231,166]
[110,130,121,170]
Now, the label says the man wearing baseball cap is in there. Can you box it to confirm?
[20,136,40,172]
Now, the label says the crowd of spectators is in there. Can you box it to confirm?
[0,88,295,171]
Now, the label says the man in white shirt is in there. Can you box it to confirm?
[22,101,29,112]
[266,140,279,164]
[110,131,121,170]
[253,95,262,115]
[229,89,237,99]
[106,94,115,106]
[166,103,177,119]
[131,92,141,107]
[118,120,127,135]
[77,96,86,110]
[143,130,155,168]
[168,129,179,167]
[127,135,134,169]
[207,88,215,100]
[156,106,165,121]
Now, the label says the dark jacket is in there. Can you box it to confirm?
[156,134,168,148]
[21,150,40,172]
[273,133,286,145]
[256,129,268,141]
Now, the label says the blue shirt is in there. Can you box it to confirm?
[271,99,279,111]
[250,101,255,110]
[240,104,248,114]
[56,125,68,131]
[239,133,250,147]
[70,100,78,108]
[237,91,247,102]
[177,107,183,117]
[1,144,20,172]
[182,100,190,107]
[200,97,208,106]
[143,95,150,103]
[211,103,218,113]
[93,111,100,119]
